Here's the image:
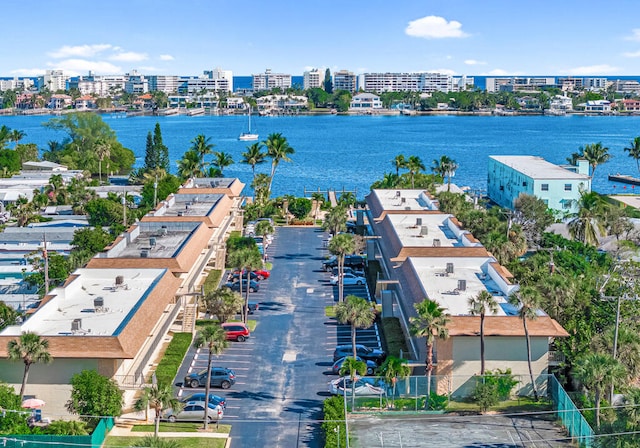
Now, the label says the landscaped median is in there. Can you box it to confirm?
[105,421,231,447]
[152,332,193,386]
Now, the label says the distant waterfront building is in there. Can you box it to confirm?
[580,100,612,113]
[333,70,357,93]
[548,95,573,113]
[124,70,148,94]
[252,69,292,92]
[303,69,322,90]
[39,70,66,92]
[357,72,473,93]
[485,77,555,93]
[614,79,640,94]
[487,155,591,214]
[147,75,181,94]
[0,77,35,92]
[620,99,640,112]
[349,92,382,111]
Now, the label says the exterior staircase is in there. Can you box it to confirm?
[182,301,198,333]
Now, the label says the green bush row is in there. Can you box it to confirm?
[202,269,222,294]
[381,317,409,358]
[154,333,193,386]
[322,396,347,448]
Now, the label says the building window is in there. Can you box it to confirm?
[541,184,549,191]
[564,184,572,191]
[563,200,572,209]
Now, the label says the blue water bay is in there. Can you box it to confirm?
[2,113,640,198]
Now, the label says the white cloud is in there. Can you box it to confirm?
[405,15,468,39]
[159,54,174,61]
[480,68,524,76]
[109,51,148,62]
[10,68,46,76]
[47,59,122,76]
[464,59,486,66]
[426,68,457,76]
[560,64,619,75]
[48,44,112,58]
[138,66,162,72]
[623,50,640,58]
[625,29,640,41]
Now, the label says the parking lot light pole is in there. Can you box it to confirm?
[343,387,350,448]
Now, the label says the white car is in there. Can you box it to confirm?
[328,377,385,396]
[330,273,366,286]
[164,401,224,423]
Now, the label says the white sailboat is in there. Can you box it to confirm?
[239,107,259,141]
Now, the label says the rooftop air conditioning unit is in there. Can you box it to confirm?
[71,318,82,332]
[149,237,157,247]
[457,280,467,291]
[420,225,428,236]
[416,218,422,226]
[177,211,184,217]
[94,297,104,308]
[396,191,401,197]
[193,197,199,203]
[433,239,441,247]
[115,275,124,285]
[401,197,406,204]
[446,262,454,274]
[161,226,168,236]
[141,250,149,258]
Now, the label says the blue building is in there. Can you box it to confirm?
[487,156,591,215]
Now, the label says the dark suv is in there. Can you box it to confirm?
[333,345,386,365]
[323,255,366,271]
[184,367,236,389]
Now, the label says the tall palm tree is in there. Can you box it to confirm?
[134,383,183,437]
[9,129,25,147]
[409,298,449,407]
[405,155,425,189]
[624,137,640,174]
[392,154,407,176]
[468,291,498,375]
[322,206,347,237]
[177,150,202,180]
[335,295,376,360]
[593,325,640,383]
[94,139,111,184]
[241,142,267,183]
[251,173,271,206]
[339,356,367,411]
[432,155,459,192]
[212,151,234,176]
[264,132,295,196]
[581,142,611,178]
[193,324,228,430]
[573,353,625,429]
[379,356,411,407]
[508,286,542,401]
[567,191,607,246]
[328,233,355,302]
[227,247,263,323]
[189,134,215,174]
[536,275,575,322]
[7,332,53,400]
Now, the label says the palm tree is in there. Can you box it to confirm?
[134,383,183,437]
[567,191,607,246]
[189,134,215,174]
[536,275,575,322]
[405,155,425,188]
[193,324,228,430]
[468,291,498,375]
[212,151,234,176]
[328,233,356,302]
[624,137,640,174]
[227,247,262,323]
[339,356,367,411]
[379,356,411,407]
[409,298,449,407]
[335,295,376,359]
[322,206,347,237]
[392,154,407,176]
[593,325,640,383]
[94,139,111,184]
[581,142,611,177]
[573,353,625,429]
[508,286,542,401]
[264,132,295,196]
[255,221,274,260]
[241,142,267,183]
[9,129,25,147]
[177,150,202,180]
[432,155,459,192]
[251,173,271,206]
[7,332,53,400]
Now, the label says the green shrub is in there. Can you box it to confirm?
[472,381,500,412]
[154,333,193,386]
[322,396,347,448]
[428,392,448,410]
[203,270,222,294]
[483,368,518,400]
[381,317,409,358]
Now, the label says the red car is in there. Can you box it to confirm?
[253,269,270,280]
[221,322,250,342]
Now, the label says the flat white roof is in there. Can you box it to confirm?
[1,268,168,337]
[387,214,459,248]
[372,189,434,211]
[490,156,590,180]
[409,257,510,316]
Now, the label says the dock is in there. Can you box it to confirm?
[608,174,640,186]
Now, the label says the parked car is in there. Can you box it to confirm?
[229,271,259,281]
[184,367,236,389]
[332,356,377,375]
[330,272,366,286]
[322,255,366,271]
[253,269,270,280]
[224,279,260,292]
[180,392,226,409]
[243,302,259,314]
[328,377,385,396]
[331,266,364,277]
[164,401,224,423]
[221,322,250,342]
[333,345,386,364]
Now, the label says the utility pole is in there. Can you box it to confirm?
[43,233,49,295]
[122,189,127,228]
[153,175,158,208]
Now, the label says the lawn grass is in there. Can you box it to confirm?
[380,317,409,358]
[325,305,336,318]
[131,422,231,433]
[203,269,222,294]
[104,436,226,448]
[153,332,193,386]
[446,397,553,414]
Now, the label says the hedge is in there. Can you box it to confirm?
[154,333,193,386]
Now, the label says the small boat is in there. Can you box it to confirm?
[239,107,259,141]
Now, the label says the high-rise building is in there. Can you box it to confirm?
[148,75,181,94]
[40,70,66,91]
[333,70,357,93]
[357,72,473,93]
[303,69,322,90]
[252,69,292,91]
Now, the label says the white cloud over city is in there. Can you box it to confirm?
[464,59,486,66]
[48,44,113,59]
[109,51,148,62]
[561,64,619,75]
[405,16,468,39]
[159,54,174,61]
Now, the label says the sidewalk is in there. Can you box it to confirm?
[109,412,230,440]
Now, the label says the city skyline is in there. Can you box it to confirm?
[2,0,640,78]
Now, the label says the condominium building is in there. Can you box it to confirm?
[147,75,181,94]
[39,70,66,91]
[252,69,292,91]
[303,69,323,90]
[0,77,35,92]
[124,70,148,94]
[487,156,591,214]
[358,72,473,93]
[333,70,357,93]
[485,77,556,93]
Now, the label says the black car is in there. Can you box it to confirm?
[223,279,260,292]
[180,392,226,409]
[333,345,386,365]
[184,367,236,389]
[322,255,366,271]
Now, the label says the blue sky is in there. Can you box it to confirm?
[3,0,640,77]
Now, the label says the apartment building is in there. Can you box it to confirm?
[252,69,292,91]
[0,78,35,92]
[147,75,181,94]
[333,70,357,93]
[485,77,556,93]
[357,72,473,93]
[303,69,323,90]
